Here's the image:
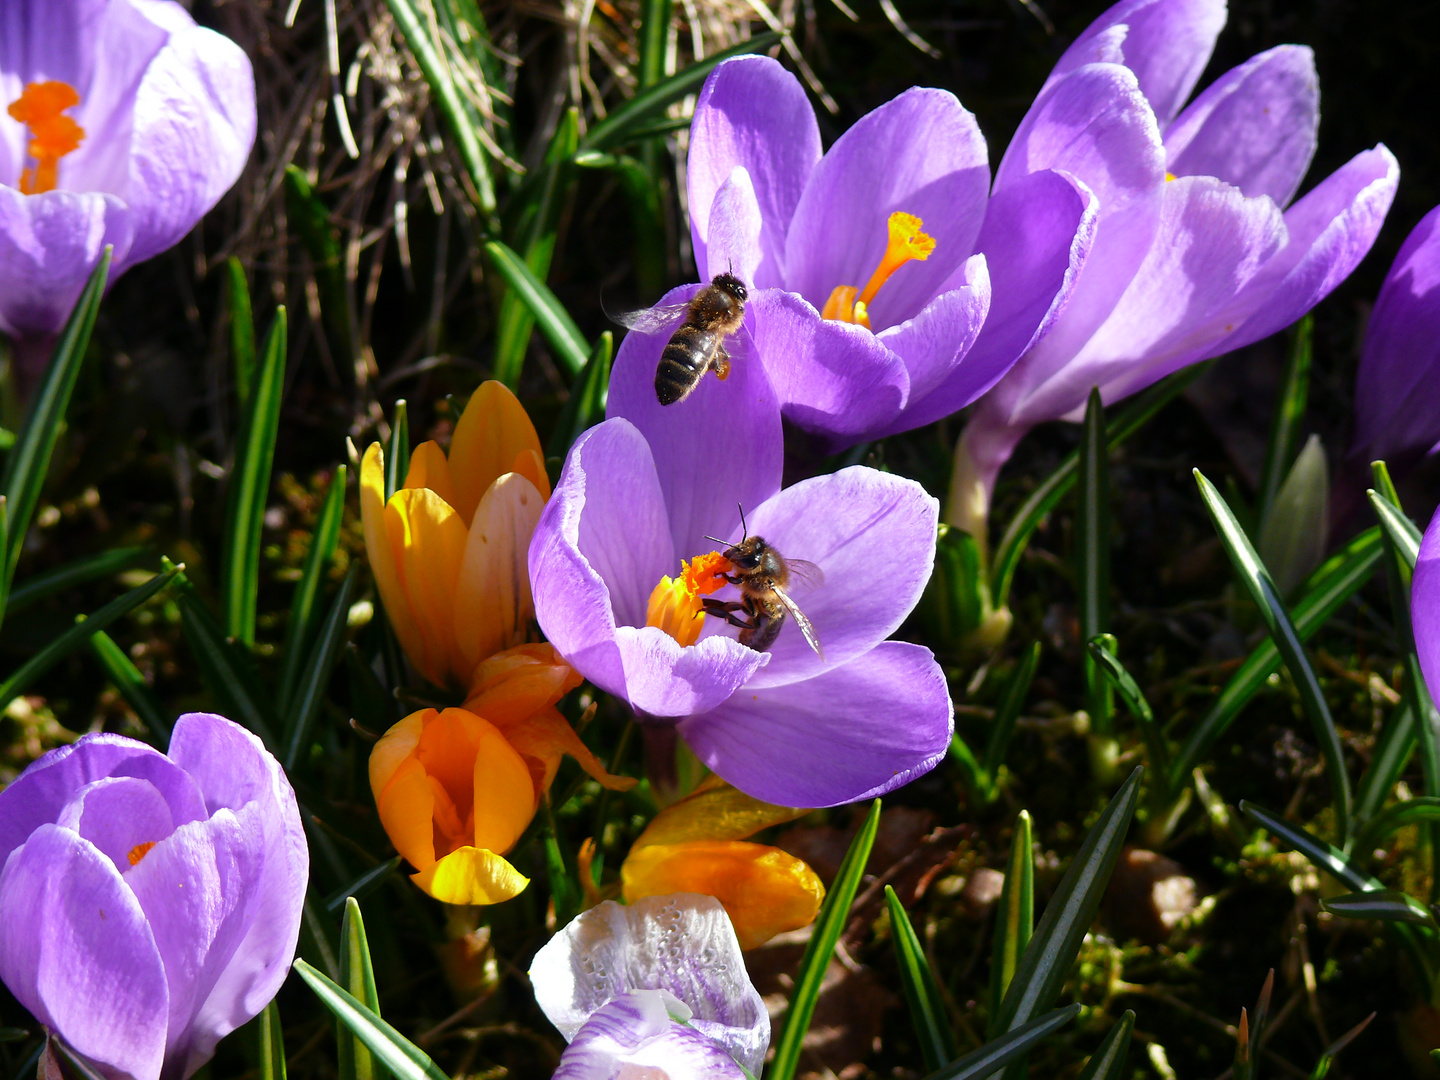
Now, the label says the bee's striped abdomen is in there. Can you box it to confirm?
[655,326,717,406]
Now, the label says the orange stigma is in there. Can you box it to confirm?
[128,841,157,866]
[7,81,85,195]
[646,551,733,647]
[821,211,936,329]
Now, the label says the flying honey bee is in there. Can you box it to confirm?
[701,508,824,659]
[617,273,748,406]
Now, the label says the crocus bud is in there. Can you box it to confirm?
[0,714,307,1080]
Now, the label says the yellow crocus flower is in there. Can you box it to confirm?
[620,776,824,949]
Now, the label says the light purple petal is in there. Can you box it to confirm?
[747,287,908,444]
[54,776,176,876]
[688,55,820,288]
[607,297,783,562]
[166,714,308,1063]
[0,187,133,338]
[708,466,938,690]
[529,420,767,716]
[0,824,169,1080]
[784,87,990,329]
[125,807,266,1073]
[113,14,255,270]
[1164,45,1318,206]
[702,167,763,287]
[553,990,748,1080]
[1416,507,1440,712]
[0,732,205,869]
[1045,0,1227,127]
[1210,144,1399,355]
[531,895,768,1074]
[680,641,954,807]
[1352,204,1440,466]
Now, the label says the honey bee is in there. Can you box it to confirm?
[701,509,824,659]
[618,273,748,406]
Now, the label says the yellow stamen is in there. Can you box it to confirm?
[645,551,732,647]
[821,211,936,329]
[1165,171,1177,182]
[7,81,85,195]
[128,842,157,866]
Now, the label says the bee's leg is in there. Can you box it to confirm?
[712,345,731,382]
[701,598,757,630]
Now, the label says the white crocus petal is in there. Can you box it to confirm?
[553,990,748,1080]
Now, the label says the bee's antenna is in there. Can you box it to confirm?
[704,534,728,547]
[737,503,748,539]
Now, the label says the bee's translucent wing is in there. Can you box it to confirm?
[784,559,826,593]
[773,586,824,661]
[612,301,689,335]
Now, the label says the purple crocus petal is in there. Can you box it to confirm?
[0,732,205,868]
[113,12,255,271]
[702,167,763,287]
[1040,175,1288,417]
[0,187,133,337]
[1352,204,1440,466]
[956,168,1099,416]
[166,714,308,1063]
[1164,45,1318,206]
[747,288,909,443]
[531,895,768,1074]
[680,641,953,807]
[1209,144,1399,355]
[530,421,767,716]
[783,87,990,329]
[688,55,820,288]
[1416,507,1440,709]
[718,466,938,688]
[124,808,266,1071]
[0,824,169,1080]
[867,257,991,437]
[1045,0,1227,127]
[553,990,747,1080]
[607,291,783,560]
[54,776,176,876]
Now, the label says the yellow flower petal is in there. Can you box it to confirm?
[386,487,469,687]
[374,751,438,873]
[469,710,539,853]
[413,846,530,905]
[360,443,428,682]
[622,840,825,950]
[452,473,545,673]
[511,447,551,502]
[404,440,458,511]
[447,381,545,527]
[632,776,811,848]
[368,709,424,803]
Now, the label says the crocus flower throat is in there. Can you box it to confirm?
[7,81,85,194]
[820,211,936,328]
[646,551,732,647]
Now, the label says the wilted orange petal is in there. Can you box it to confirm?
[622,840,825,950]
[470,715,538,853]
[500,705,636,798]
[404,440,458,512]
[452,473,545,674]
[632,775,811,848]
[387,487,469,687]
[361,444,429,683]
[375,753,438,873]
[462,643,582,726]
[447,382,545,526]
[412,846,530,905]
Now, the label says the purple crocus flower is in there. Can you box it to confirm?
[0,713,308,1080]
[1418,507,1440,711]
[614,54,1096,446]
[530,894,768,1079]
[954,0,1399,520]
[1351,204,1440,472]
[528,342,952,808]
[1,0,255,348]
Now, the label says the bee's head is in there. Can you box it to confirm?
[724,535,768,569]
[713,273,747,303]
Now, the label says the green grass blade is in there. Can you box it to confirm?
[278,466,347,715]
[283,565,358,770]
[919,524,987,644]
[1167,526,1383,795]
[324,857,404,914]
[484,240,588,377]
[176,587,279,750]
[1076,1011,1134,1080]
[1194,469,1352,839]
[90,629,171,744]
[1354,701,1417,828]
[885,885,957,1071]
[949,732,990,804]
[541,795,580,928]
[923,1005,1081,1080]
[1240,801,1376,893]
[1256,314,1312,529]
[995,768,1142,1035]
[0,565,181,714]
[769,799,882,1080]
[1355,796,1440,856]
[1368,488,1422,569]
[637,0,672,89]
[1077,390,1112,732]
[222,308,287,647]
[227,256,256,409]
[284,168,354,372]
[257,1000,287,1080]
[982,643,1041,783]
[988,809,1034,1032]
[548,331,613,458]
[294,960,451,1080]
[384,401,410,502]
[5,545,149,615]
[1088,637,1169,777]
[990,364,1208,609]
[1322,889,1437,927]
[0,248,111,606]
[1307,1013,1375,1080]
[338,899,384,1080]
[579,33,782,151]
